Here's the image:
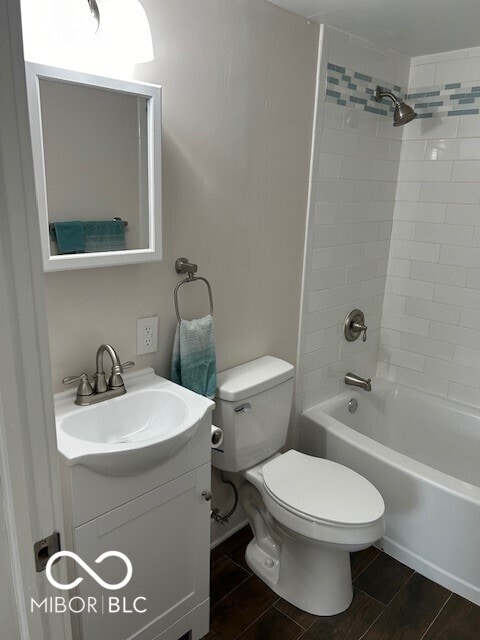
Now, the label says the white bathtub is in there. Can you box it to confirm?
[300,378,480,605]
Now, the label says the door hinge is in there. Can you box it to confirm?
[34,531,61,572]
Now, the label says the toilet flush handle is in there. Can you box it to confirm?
[235,402,252,413]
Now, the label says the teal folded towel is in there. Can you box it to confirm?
[171,315,217,398]
[84,220,126,253]
[51,221,85,254]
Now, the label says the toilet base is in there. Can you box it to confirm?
[245,535,353,616]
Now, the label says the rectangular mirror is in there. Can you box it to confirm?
[25,63,162,271]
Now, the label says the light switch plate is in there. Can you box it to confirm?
[137,316,158,355]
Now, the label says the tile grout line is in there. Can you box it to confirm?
[358,570,435,640]
[209,574,252,611]
[210,553,227,567]
[225,553,253,576]
[388,569,417,604]
[353,585,388,606]
[270,602,307,634]
[356,568,416,609]
[229,599,284,640]
[357,600,390,640]
[272,603,317,632]
[351,548,382,583]
[418,592,453,640]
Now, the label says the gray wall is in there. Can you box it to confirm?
[43,0,318,395]
[34,1,318,532]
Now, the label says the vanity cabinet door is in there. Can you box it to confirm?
[72,464,211,640]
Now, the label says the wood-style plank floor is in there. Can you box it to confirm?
[204,526,479,640]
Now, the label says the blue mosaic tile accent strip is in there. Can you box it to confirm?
[325,62,405,118]
[326,61,480,119]
[405,80,480,117]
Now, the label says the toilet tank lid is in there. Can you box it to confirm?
[216,356,294,401]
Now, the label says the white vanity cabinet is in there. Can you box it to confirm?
[59,412,213,640]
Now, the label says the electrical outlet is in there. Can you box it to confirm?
[137,316,158,355]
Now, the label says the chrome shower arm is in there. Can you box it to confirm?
[374,87,400,106]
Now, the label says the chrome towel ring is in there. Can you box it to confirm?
[174,257,214,323]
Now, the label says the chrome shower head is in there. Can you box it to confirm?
[374,86,418,126]
[393,101,418,126]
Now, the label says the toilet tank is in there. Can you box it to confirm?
[211,356,294,472]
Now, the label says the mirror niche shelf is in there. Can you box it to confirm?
[25,63,162,271]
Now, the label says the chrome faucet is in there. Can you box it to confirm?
[345,372,372,392]
[62,344,134,406]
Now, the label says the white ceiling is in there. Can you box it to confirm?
[268,0,480,57]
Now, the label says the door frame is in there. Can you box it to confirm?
[0,0,72,638]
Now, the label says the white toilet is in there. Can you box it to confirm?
[212,355,385,616]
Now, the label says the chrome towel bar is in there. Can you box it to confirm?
[174,257,214,323]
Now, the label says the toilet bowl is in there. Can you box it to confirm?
[212,356,385,615]
[240,450,385,614]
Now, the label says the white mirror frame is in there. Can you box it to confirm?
[25,62,162,271]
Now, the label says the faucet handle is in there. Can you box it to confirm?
[353,321,368,342]
[62,373,94,397]
[62,374,84,384]
[108,362,135,389]
[106,362,135,389]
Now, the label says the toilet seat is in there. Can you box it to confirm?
[259,450,385,547]
[263,450,384,526]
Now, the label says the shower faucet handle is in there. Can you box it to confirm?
[344,309,368,343]
[352,321,367,342]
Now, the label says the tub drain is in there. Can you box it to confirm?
[348,398,358,413]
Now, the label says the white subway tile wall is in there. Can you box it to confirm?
[379,47,480,406]
[298,27,480,415]
[298,26,404,411]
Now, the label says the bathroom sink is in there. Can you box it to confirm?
[54,368,214,476]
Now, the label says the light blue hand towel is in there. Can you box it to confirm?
[171,315,217,398]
